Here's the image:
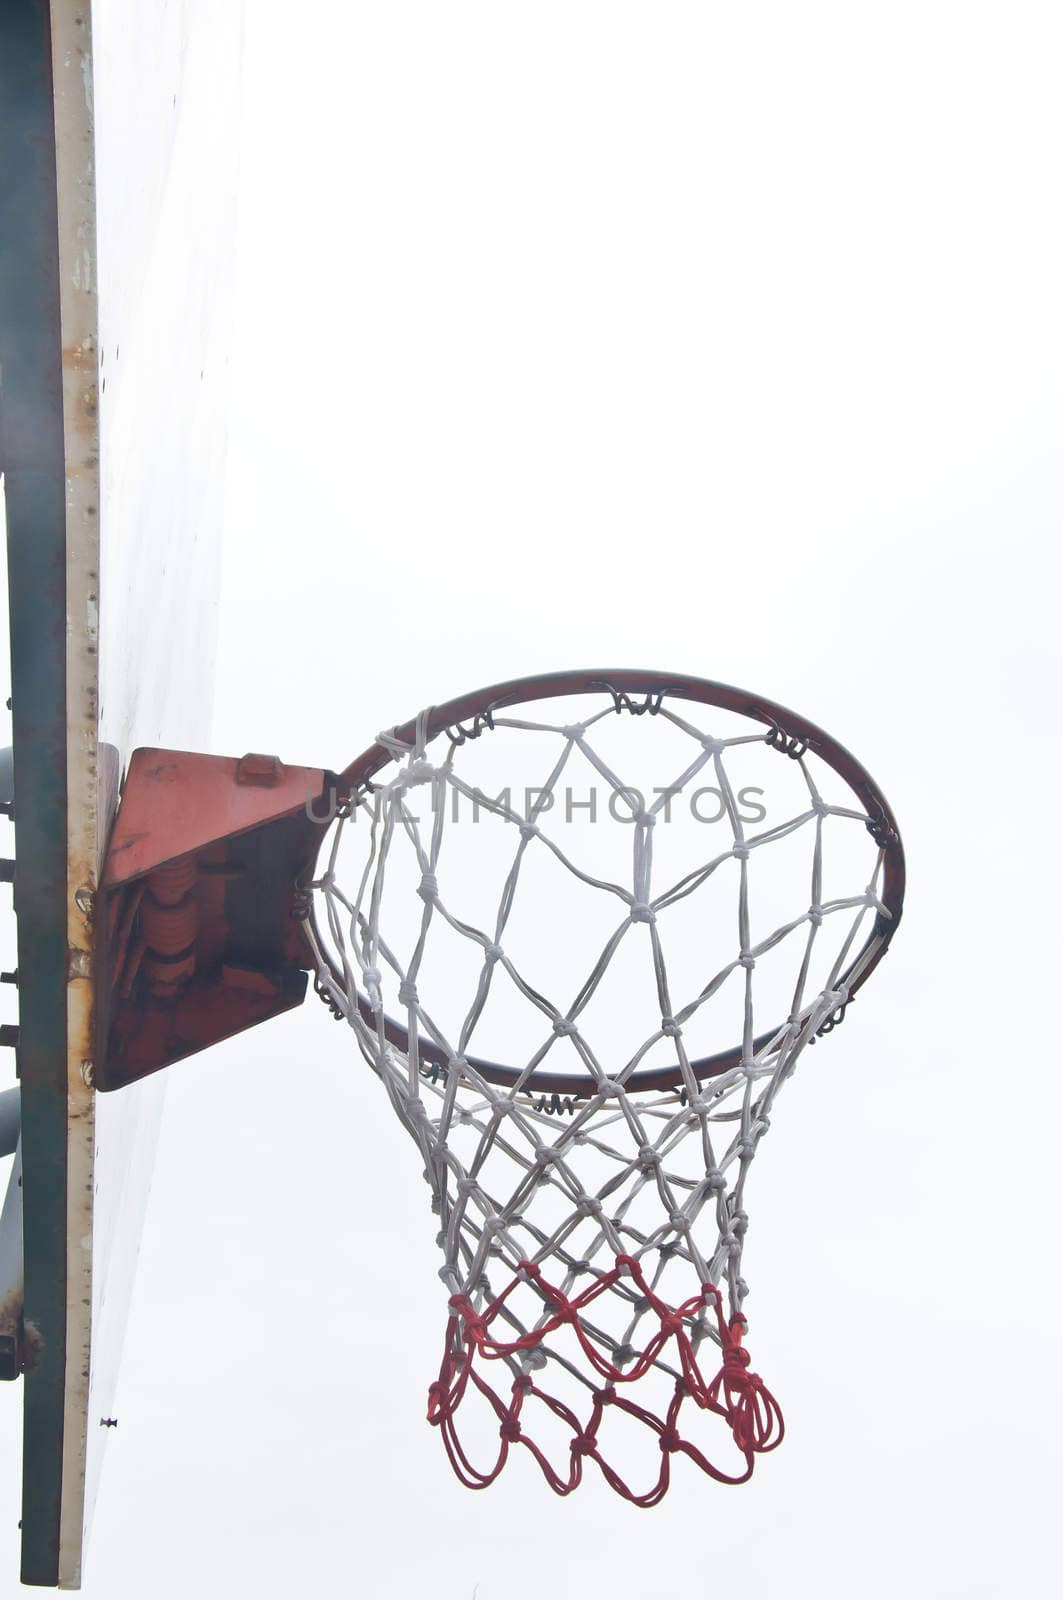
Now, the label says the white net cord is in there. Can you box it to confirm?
[303,685,899,1502]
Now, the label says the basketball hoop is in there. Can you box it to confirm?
[301,670,904,1502]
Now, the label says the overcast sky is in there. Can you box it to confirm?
[4,2,1063,1593]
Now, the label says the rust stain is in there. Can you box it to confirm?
[67,948,92,981]
[22,1319,44,1374]
[105,830,149,857]
[52,0,102,1577]
[0,1288,22,1337]
[60,335,96,371]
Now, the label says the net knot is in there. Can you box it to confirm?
[808,906,824,927]
[630,901,656,924]
[499,1415,522,1443]
[484,942,504,964]
[362,966,382,990]
[738,952,755,970]
[449,1297,487,1346]
[426,1372,456,1421]
[517,1260,543,1283]
[661,1016,681,1037]
[398,980,418,1008]
[705,1168,727,1192]
[821,984,849,1013]
[659,1427,682,1453]
[722,1367,784,1454]
[552,1017,578,1037]
[660,1312,685,1338]
[733,846,750,863]
[519,822,537,842]
[401,758,434,786]
[723,1344,751,1373]
[418,872,439,902]
[572,1431,598,1457]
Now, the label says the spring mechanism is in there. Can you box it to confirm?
[764,723,808,760]
[446,708,495,747]
[533,1092,578,1116]
[864,799,899,851]
[809,994,852,1043]
[591,682,670,718]
[313,972,345,1021]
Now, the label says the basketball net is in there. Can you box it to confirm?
[303,683,899,1502]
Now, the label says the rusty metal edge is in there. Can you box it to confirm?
[51,0,99,1588]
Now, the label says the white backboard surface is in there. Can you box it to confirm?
[47,0,242,1584]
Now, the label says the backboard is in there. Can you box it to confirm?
[0,0,243,1584]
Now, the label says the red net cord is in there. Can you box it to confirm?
[427,1254,783,1505]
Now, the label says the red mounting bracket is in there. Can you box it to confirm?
[96,749,335,1091]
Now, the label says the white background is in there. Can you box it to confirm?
[5,1,1063,1593]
